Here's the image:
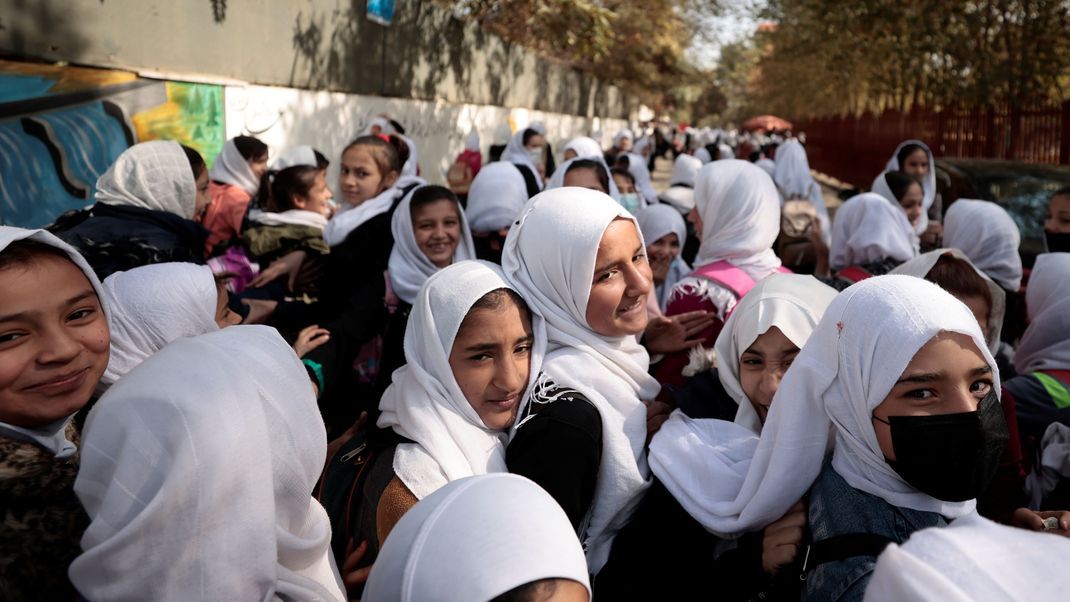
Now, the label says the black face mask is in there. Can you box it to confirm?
[1045,230,1070,253]
[875,390,1008,502]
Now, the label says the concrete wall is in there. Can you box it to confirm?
[0,0,634,118]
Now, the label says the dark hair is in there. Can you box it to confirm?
[490,578,561,602]
[925,254,993,313]
[1052,185,1070,200]
[614,154,632,170]
[0,238,77,272]
[388,119,406,135]
[565,159,610,193]
[180,144,206,180]
[264,165,321,212]
[233,135,269,163]
[896,143,929,168]
[883,170,922,202]
[610,166,636,187]
[409,185,460,216]
[343,134,409,177]
[470,287,531,317]
[748,150,762,162]
[521,128,541,146]
[312,149,330,170]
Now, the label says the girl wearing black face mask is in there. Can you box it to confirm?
[1044,187,1070,253]
[645,275,1070,601]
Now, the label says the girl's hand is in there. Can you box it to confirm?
[763,500,807,575]
[248,250,308,290]
[342,538,373,599]
[293,325,331,357]
[1010,508,1070,537]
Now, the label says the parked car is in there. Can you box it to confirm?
[935,158,1070,267]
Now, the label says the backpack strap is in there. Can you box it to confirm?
[836,266,873,284]
[800,533,895,579]
[512,163,541,198]
[1032,372,1070,410]
[688,260,759,317]
[777,265,793,274]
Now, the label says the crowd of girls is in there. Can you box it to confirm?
[3,115,1070,601]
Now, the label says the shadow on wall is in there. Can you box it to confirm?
[0,61,226,228]
[286,0,630,117]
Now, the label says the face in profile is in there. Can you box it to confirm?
[586,219,652,337]
[0,254,110,428]
[448,291,534,431]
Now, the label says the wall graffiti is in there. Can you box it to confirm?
[0,60,225,228]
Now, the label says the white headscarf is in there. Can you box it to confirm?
[463,130,480,152]
[209,137,261,196]
[95,140,197,220]
[323,175,427,247]
[272,145,318,171]
[1014,252,1070,374]
[636,204,691,311]
[864,513,1070,601]
[624,153,657,206]
[872,140,937,234]
[363,117,396,136]
[659,154,703,213]
[363,474,590,602]
[718,143,734,160]
[612,128,633,148]
[890,248,1006,354]
[399,134,419,178]
[773,140,829,216]
[502,187,658,573]
[691,159,783,277]
[943,199,1023,291]
[100,262,219,387]
[546,156,620,201]
[562,136,604,159]
[465,162,530,232]
[634,136,652,157]
[249,208,328,230]
[755,157,776,177]
[388,186,476,305]
[650,276,993,535]
[0,227,107,458]
[492,123,512,146]
[70,326,345,601]
[713,274,838,433]
[377,261,545,500]
[501,128,544,189]
[830,193,918,270]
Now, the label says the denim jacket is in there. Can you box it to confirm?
[805,462,946,601]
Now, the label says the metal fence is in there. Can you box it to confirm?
[796,101,1070,188]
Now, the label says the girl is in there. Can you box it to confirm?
[50,140,209,279]
[501,127,547,189]
[773,139,832,244]
[364,474,591,602]
[202,135,268,254]
[658,154,702,214]
[374,261,544,544]
[70,326,346,601]
[559,159,613,194]
[635,204,691,315]
[0,227,110,601]
[942,199,1023,293]
[655,276,1066,599]
[465,162,531,264]
[502,187,659,576]
[873,170,925,231]
[815,192,917,289]
[873,140,940,242]
[99,262,238,389]
[1046,186,1070,252]
[561,136,603,162]
[610,167,641,214]
[618,153,658,207]
[604,128,633,166]
[656,160,788,387]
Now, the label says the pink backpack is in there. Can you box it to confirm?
[689,260,792,319]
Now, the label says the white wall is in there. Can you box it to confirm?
[223,84,629,193]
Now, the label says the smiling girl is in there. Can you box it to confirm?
[0,227,110,601]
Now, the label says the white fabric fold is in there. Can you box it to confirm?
[377,261,545,500]
[773,140,830,220]
[249,208,328,229]
[388,186,476,305]
[272,145,318,171]
[562,136,603,159]
[890,248,1006,354]
[363,474,590,602]
[95,140,197,220]
[714,274,838,433]
[502,187,658,574]
[623,152,657,206]
[101,262,219,387]
[70,325,345,601]
[864,513,1070,601]
[323,175,426,246]
[464,162,530,232]
[464,130,480,152]
[650,276,993,536]
[943,199,1023,291]
[0,227,108,458]
[1014,252,1070,373]
[690,159,783,277]
[871,139,937,234]
[830,192,918,270]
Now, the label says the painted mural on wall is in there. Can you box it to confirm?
[0,60,225,228]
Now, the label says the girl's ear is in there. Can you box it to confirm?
[381,170,400,190]
[291,194,307,210]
